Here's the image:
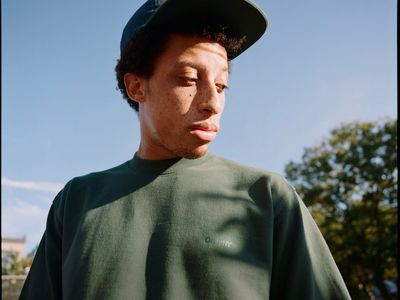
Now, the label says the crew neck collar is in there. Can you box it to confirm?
[128,152,213,174]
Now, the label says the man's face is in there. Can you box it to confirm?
[127,34,229,160]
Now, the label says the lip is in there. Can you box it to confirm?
[189,123,219,141]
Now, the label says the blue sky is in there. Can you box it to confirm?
[2,0,397,255]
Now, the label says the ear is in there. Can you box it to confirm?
[124,73,146,103]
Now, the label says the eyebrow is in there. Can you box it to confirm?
[174,60,231,74]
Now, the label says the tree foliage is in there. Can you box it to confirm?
[284,119,397,299]
[1,245,37,275]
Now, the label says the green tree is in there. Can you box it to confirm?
[1,245,38,275]
[2,252,24,275]
[284,119,397,300]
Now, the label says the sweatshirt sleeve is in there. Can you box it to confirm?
[19,184,68,300]
[269,175,351,300]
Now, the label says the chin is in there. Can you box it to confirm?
[175,144,209,159]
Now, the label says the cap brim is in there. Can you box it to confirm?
[145,0,267,59]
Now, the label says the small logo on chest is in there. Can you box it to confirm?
[205,236,232,248]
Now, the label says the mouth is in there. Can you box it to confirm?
[189,123,219,142]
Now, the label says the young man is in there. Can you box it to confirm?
[20,0,351,299]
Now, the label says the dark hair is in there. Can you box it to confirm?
[115,16,247,112]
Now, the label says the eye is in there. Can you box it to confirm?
[179,76,198,86]
[216,83,229,93]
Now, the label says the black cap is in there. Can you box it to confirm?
[120,0,267,59]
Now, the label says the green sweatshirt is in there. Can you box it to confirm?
[20,153,351,300]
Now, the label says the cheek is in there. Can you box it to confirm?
[220,96,226,110]
[145,80,196,130]
[166,88,196,115]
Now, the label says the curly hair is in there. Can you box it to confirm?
[115,16,247,112]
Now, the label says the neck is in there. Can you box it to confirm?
[135,142,178,161]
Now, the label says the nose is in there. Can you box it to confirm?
[197,81,224,116]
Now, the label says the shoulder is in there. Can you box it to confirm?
[210,154,295,188]
[72,159,133,189]
[208,154,275,178]
[52,159,134,210]
[209,154,300,209]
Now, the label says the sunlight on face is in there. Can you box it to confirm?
[136,34,229,160]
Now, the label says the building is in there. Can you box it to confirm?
[2,236,26,261]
